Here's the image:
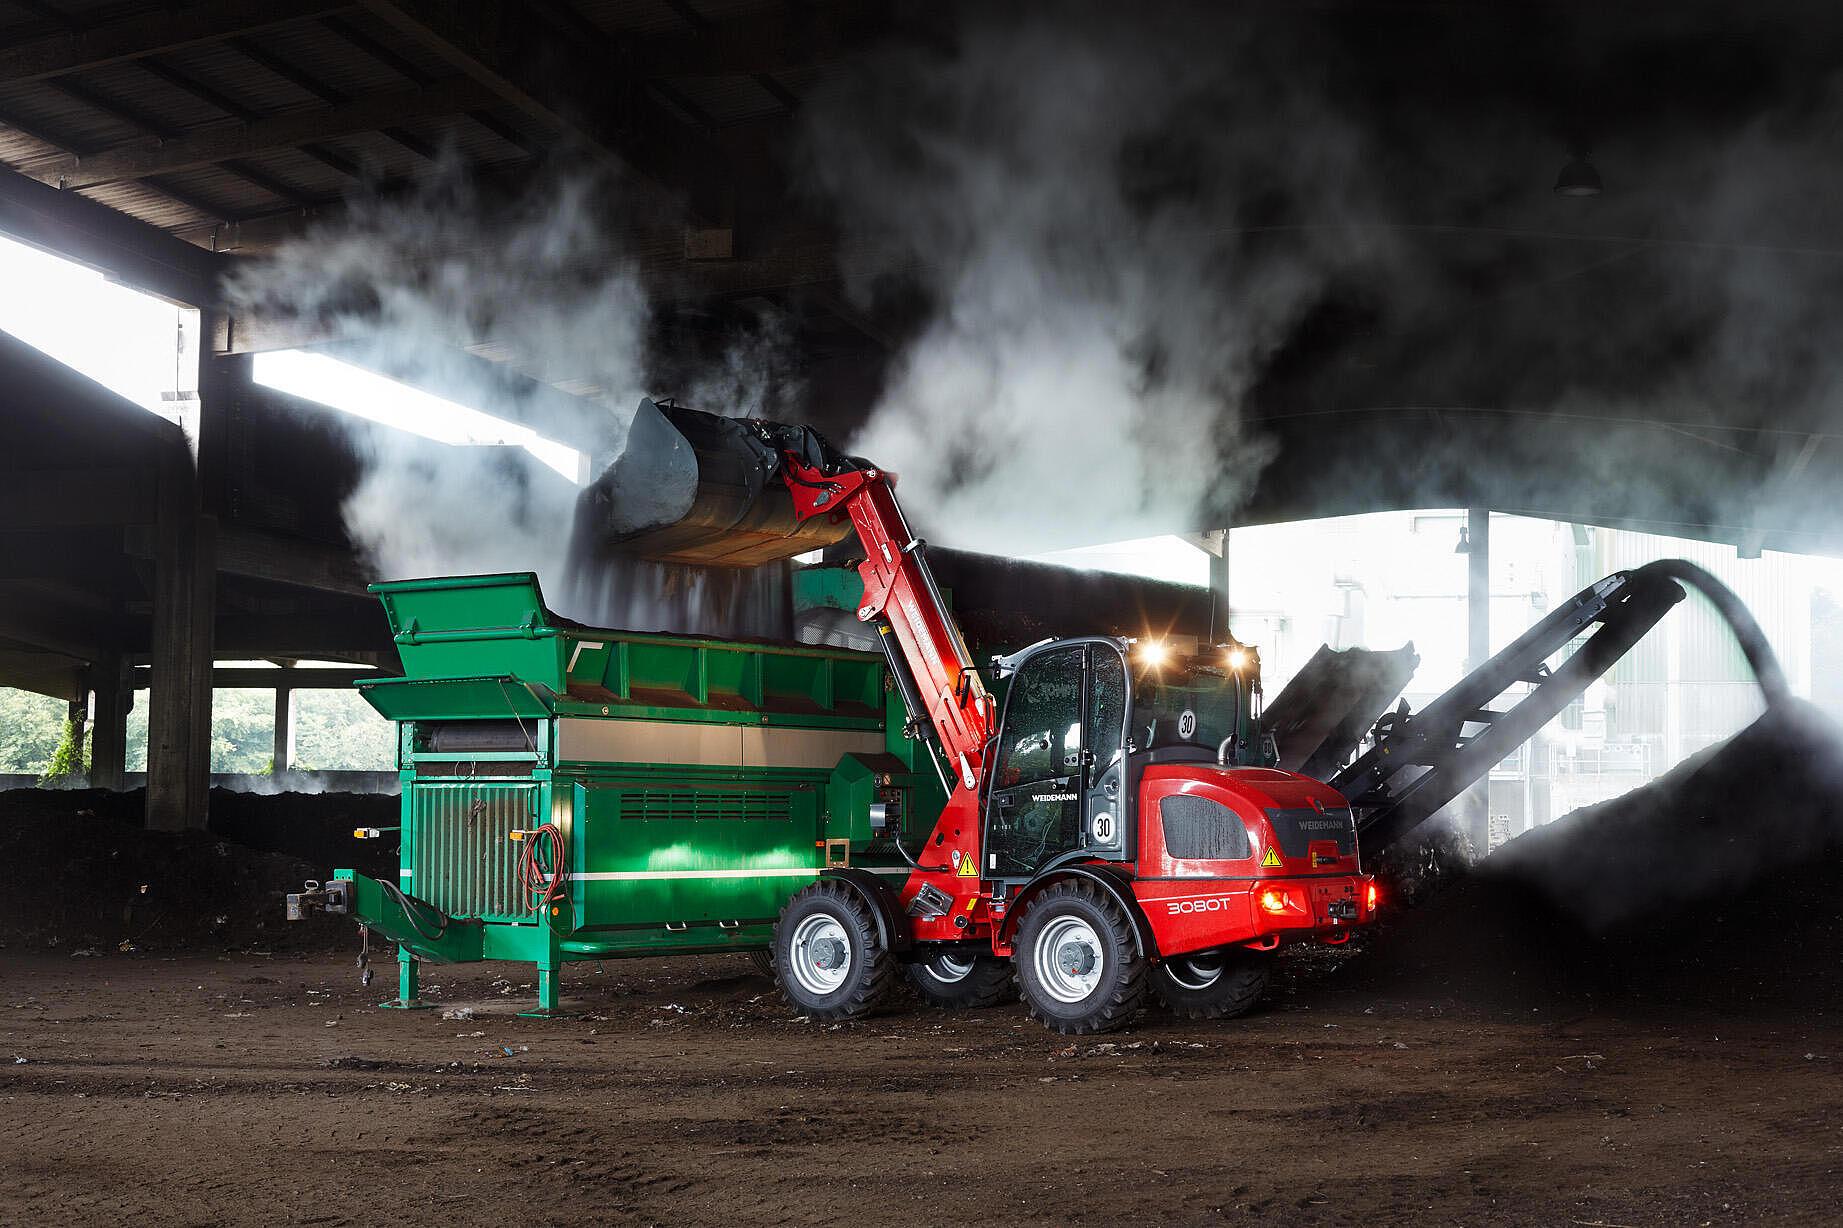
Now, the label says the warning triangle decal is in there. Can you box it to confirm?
[1261,846,1283,868]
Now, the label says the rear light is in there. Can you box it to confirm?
[1258,887,1307,916]
[1365,882,1379,911]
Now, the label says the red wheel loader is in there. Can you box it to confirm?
[582,402,1379,1033]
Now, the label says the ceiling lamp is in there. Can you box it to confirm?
[1554,155,1603,197]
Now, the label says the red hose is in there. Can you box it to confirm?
[516,823,568,916]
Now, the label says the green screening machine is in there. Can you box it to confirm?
[297,571,943,1016]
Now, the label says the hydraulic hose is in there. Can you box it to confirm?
[377,879,449,941]
[1632,559,1791,708]
[516,822,569,916]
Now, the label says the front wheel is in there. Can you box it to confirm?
[908,950,1013,1009]
[1152,949,1271,1020]
[1014,881,1147,1034]
[773,882,898,1021]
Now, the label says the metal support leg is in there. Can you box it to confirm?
[379,947,431,1009]
[518,959,569,1019]
[1461,506,1491,855]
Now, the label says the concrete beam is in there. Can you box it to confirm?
[129,666,381,689]
[0,647,87,701]
[213,609,394,659]
[215,525,374,598]
[0,166,220,307]
[0,591,119,663]
[130,520,373,606]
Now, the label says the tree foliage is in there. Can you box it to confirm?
[2,684,395,776]
[0,689,67,776]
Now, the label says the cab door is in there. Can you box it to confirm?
[984,642,1130,880]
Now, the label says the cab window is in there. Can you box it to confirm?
[994,647,1083,788]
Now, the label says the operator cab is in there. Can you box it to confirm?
[982,636,1266,882]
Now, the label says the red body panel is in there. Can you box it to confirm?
[1131,765,1373,957]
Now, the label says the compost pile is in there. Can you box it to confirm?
[1350,700,1843,1013]
[0,788,395,952]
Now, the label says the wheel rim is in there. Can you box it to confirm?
[790,914,853,996]
[928,953,977,984]
[1166,953,1224,991]
[1033,915,1105,1004]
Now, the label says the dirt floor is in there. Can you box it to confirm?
[5,703,1841,1225]
[3,947,1839,1227]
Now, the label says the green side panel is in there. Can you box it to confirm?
[358,675,555,722]
[574,779,822,928]
[826,754,878,844]
[334,870,485,964]
[403,779,546,922]
[371,572,566,688]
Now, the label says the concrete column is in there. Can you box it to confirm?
[1201,529,1230,642]
[272,686,293,775]
[144,454,217,831]
[1462,506,1491,851]
[145,311,234,830]
[89,655,130,792]
[65,696,87,784]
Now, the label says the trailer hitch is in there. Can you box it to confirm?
[285,879,352,921]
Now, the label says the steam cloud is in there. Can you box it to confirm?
[800,6,1394,553]
[227,3,1843,612]
[224,162,649,597]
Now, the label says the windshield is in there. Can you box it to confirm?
[1133,662,1245,754]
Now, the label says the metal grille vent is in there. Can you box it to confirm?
[408,782,539,921]
[618,791,792,822]
[1159,794,1252,860]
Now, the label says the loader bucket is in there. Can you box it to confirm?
[572,399,855,568]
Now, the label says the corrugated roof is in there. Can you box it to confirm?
[0,0,818,241]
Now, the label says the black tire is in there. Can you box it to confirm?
[746,949,775,980]
[1152,949,1271,1020]
[773,882,899,1021]
[1013,880,1147,1034]
[908,950,1013,1009]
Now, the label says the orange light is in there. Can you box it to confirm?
[1258,888,1289,915]
[1365,882,1380,911]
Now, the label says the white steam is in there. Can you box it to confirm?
[800,8,1393,552]
[224,162,650,599]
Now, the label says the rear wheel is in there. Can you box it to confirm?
[908,950,1013,1009]
[1153,949,1271,1020]
[773,882,898,1021]
[1014,880,1147,1034]
[746,949,775,979]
